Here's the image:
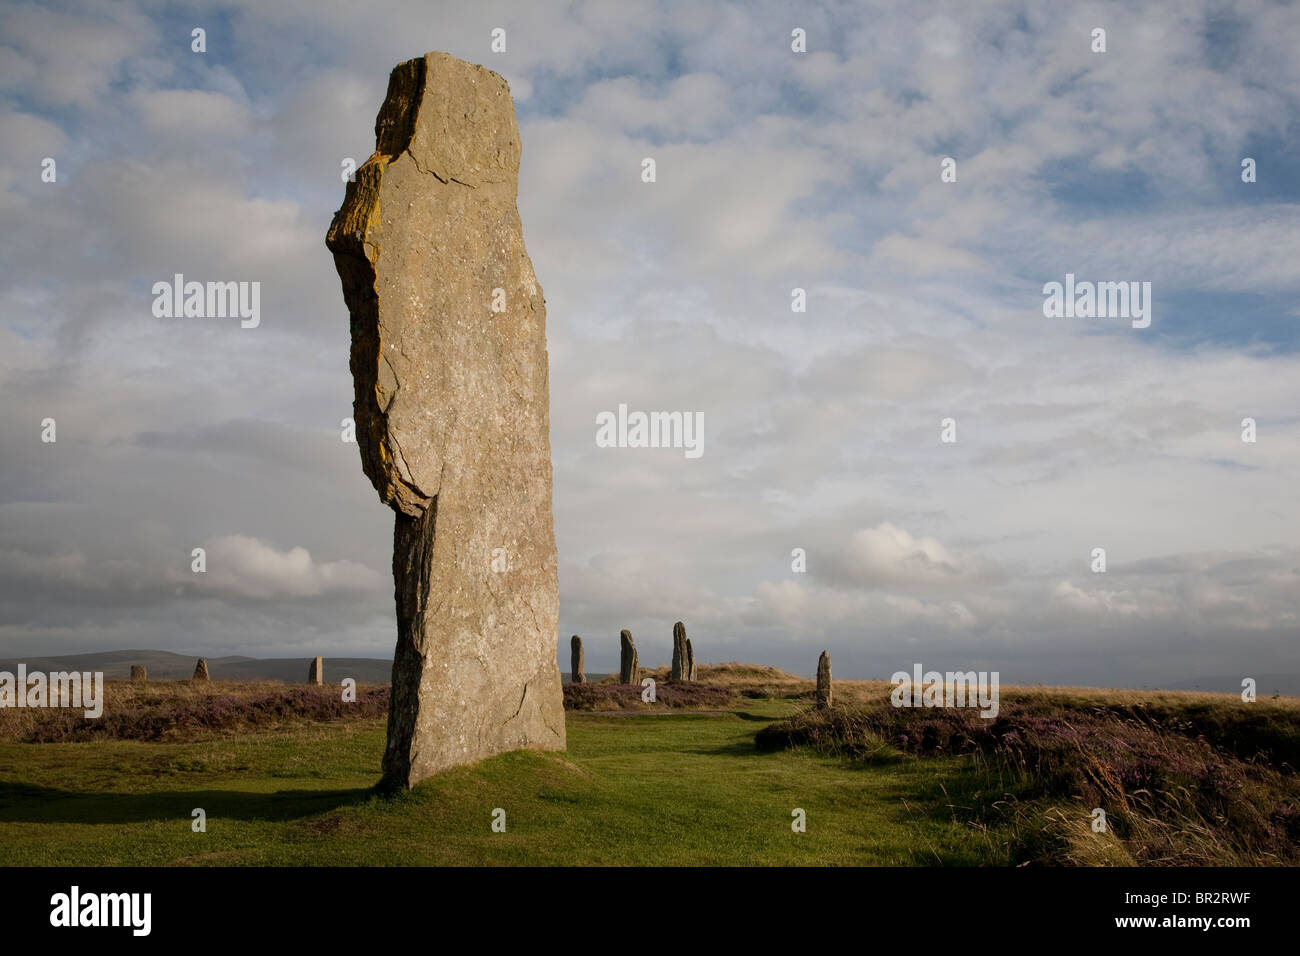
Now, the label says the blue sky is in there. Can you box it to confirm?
[1,0,1298,689]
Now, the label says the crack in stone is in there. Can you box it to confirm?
[406,150,477,188]
[385,429,429,512]
[501,680,530,726]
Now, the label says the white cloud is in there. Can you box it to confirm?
[0,0,157,108]
[134,89,252,141]
[0,0,1297,688]
[845,523,961,587]
[180,535,385,600]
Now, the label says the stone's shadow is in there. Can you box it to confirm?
[0,781,374,824]
[687,740,770,757]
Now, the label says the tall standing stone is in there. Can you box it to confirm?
[685,639,696,682]
[326,52,565,789]
[308,656,323,686]
[130,665,147,682]
[193,658,209,681]
[671,621,688,682]
[816,650,832,708]
[619,630,639,685]
[570,635,585,684]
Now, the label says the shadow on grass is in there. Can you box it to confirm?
[687,739,768,757]
[0,780,375,824]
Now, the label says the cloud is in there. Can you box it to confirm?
[0,0,158,108]
[178,535,385,600]
[134,89,252,141]
[844,523,962,588]
[0,0,1297,690]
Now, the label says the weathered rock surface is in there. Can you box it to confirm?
[309,656,323,685]
[816,650,832,707]
[193,658,210,681]
[619,630,639,684]
[671,621,688,681]
[326,51,565,788]
[686,638,696,682]
[130,665,147,682]
[570,635,585,684]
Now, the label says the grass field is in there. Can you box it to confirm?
[1,666,1295,866]
[0,698,1008,866]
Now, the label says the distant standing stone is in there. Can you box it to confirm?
[570,635,585,684]
[671,621,688,682]
[685,638,696,682]
[309,656,323,685]
[130,665,147,682]
[619,630,639,684]
[816,650,832,707]
[193,658,210,681]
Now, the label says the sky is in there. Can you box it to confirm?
[1,0,1298,689]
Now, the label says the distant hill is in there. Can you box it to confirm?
[1165,674,1300,698]
[0,649,393,684]
[1,650,1295,698]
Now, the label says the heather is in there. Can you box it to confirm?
[0,675,738,742]
[755,692,1300,865]
[563,680,732,711]
[0,680,389,743]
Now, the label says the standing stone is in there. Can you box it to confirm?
[570,635,585,684]
[308,656,323,686]
[130,665,147,682]
[816,650,832,708]
[326,52,565,788]
[671,621,689,682]
[192,658,210,681]
[685,639,696,682]
[619,630,639,685]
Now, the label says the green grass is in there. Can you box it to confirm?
[0,700,1006,866]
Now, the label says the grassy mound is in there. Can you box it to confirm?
[755,692,1300,866]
